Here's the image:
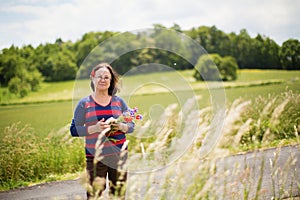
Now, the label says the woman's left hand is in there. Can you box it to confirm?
[110,122,128,133]
[110,122,120,132]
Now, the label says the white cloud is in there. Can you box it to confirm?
[0,0,299,49]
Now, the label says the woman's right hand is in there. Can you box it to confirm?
[88,118,111,134]
[96,118,111,133]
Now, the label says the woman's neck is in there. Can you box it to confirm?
[94,90,109,97]
[92,91,111,106]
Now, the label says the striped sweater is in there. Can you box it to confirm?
[70,95,134,157]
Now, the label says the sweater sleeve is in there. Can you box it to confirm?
[70,98,89,137]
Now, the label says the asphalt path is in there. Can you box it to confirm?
[213,145,300,199]
[0,145,299,200]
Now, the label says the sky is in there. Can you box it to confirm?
[0,0,299,50]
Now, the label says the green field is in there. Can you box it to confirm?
[0,101,73,136]
[0,69,299,136]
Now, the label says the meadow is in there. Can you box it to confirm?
[0,69,299,197]
[0,69,299,134]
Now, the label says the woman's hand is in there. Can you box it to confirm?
[96,118,111,133]
[110,122,128,133]
[87,118,111,134]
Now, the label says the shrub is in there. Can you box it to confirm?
[7,69,43,98]
[194,54,238,81]
[8,77,31,98]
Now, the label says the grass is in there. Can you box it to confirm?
[0,101,73,136]
[236,69,300,82]
[0,81,75,105]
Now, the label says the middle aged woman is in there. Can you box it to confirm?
[70,62,134,199]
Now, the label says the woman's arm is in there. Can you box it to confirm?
[70,99,88,137]
[70,99,111,137]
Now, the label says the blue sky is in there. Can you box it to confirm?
[0,0,299,49]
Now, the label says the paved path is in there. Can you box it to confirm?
[0,179,85,200]
[0,145,299,200]
[213,145,300,199]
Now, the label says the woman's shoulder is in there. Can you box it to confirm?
[80,95,92,101]
[112,95,127,106]
[112,95,124,101]
[76,95,93,105]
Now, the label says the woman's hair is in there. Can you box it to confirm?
[90,63,120,95]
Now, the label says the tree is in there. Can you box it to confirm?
[194,54,238,81]
[170,23,182,32]
[74,31,116,68]
[34,42,77,81]
[279,39,300,70]
[0,45,43,97]
[219,56,238,81]
[0,46,20,85]
[45,52,77,81]
[186,26,231,57]
[151,24,192,70]
[230,29,254,68]
[252,34,280,69]
[75,32,100,67]
[194,54,221,81]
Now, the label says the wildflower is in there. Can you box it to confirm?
[117,107,143,123]
[135,114,143,120]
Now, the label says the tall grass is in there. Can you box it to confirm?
[79,90,299,199]
[0,123,85,190]
[239,90,300,149]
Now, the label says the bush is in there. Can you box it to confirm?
[7,70,43,97]
[194,54,238,81]
[219,56,238,81]
[8,77,30,98]
[194,54,221,81]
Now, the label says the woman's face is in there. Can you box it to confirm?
[93,67,111,92]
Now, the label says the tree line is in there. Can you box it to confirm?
[0,24,299,97]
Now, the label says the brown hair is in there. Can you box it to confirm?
[90,63,119,95]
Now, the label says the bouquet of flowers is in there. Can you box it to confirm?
[103,107,143,135]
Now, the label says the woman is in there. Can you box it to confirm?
[70,62,134,199]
